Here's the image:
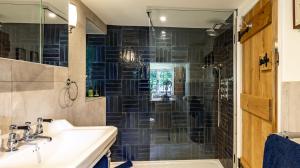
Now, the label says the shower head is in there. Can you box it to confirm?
[206,28,217,37]
[206,22,229,37]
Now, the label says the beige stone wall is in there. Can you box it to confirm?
[68,0,106,126]
[282,82,300,132]
[0,0,107,135]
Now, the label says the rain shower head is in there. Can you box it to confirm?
[206,22,229,37]
[206,28,217,37]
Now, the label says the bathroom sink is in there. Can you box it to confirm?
[293,138,300,144]
[0,120,117,168]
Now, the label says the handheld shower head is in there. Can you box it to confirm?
[202,64,223,69]
[202,65,208,69]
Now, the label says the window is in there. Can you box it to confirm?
[150,63,174,99]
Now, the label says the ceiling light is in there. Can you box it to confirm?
[48,12,57,18]
[160,16,167,22]
[69,3,78,33]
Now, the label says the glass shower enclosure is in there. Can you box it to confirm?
[91,7,237,168]
[146,8,235,168]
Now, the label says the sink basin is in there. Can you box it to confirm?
[0,120,117,168]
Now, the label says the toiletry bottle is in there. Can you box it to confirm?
[94,89,100,97]
[88,87,94,97]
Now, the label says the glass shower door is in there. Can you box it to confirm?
[147,8,235,164]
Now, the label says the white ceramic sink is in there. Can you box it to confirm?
[293,138,300,144]
[0,120,117,168]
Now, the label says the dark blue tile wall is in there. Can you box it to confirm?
[87,25,233,162]
[215,15,234,168]
[43,24,68,67]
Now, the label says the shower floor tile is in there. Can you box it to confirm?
[111,159,223,168]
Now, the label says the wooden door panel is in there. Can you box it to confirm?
[242,111,273,168]
[241,94,271,121]
[241,111,252,168]
[240,0,277,167]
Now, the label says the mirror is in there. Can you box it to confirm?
[0,0,69,67]
[0,1,41,62]
[86,19,105,98]
[42,0,69,66]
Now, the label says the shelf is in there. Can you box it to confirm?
[85,96,105,102]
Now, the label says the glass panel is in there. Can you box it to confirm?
[0,1,41,63]
[85,9,235,165]
[41,0,69,67]
[0,0,69,67]
[147,8,234,162]
[85,20,106,98]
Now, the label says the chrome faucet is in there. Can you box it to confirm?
[6,118,53,152]
[7,125,19,152]
[33,118,53,141]
[35,118,53,135]
[7,124,30,152]
[21,120,53,142]
[24,118,53,142]
[22,122,33,142]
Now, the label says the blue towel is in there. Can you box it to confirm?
[263,134,300,168]
[94,155,109,168]
[115,160,133,168]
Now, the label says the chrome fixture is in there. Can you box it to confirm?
[35,117,53,135]
[202,64,223,127]
[22,122,33,142]
[206,22,229,37]
[6,118,53,152]
[7,125,20,152]
[220,77,233,100]
[146,11,155,32]
[206,28,218,37]
[66,78,78,102]
[7,125,30,152]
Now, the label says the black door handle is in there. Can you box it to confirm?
[259,53,270,66]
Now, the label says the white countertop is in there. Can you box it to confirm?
[0,120,117,168]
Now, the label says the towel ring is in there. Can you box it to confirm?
[66,78,78,101]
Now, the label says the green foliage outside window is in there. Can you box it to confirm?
[150,69,173,97]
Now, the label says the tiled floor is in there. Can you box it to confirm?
[111,160,223,168]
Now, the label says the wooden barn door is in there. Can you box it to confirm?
[240,0,278,167]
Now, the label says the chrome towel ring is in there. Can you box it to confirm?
[66,78,78,101]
